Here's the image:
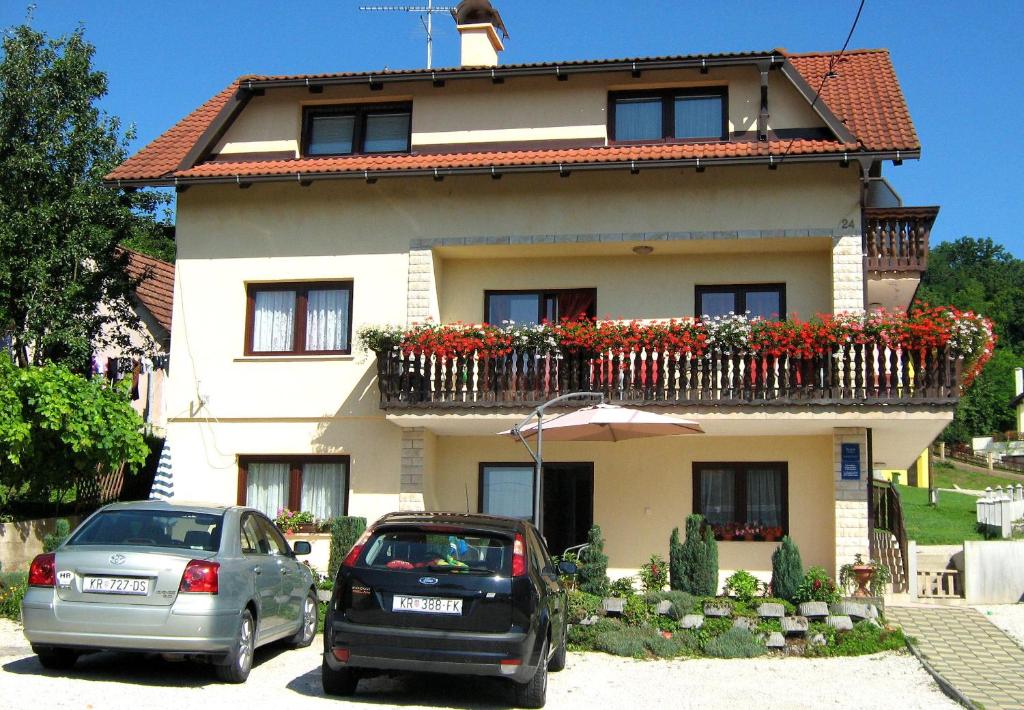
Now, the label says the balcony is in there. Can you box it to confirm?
[863,206,939,274]
[374,342,964,411]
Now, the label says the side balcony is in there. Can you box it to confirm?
[374,342,964,411]
[863,206,939,311]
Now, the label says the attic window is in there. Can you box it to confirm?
[303,103,411,156]
[609,89,727,143]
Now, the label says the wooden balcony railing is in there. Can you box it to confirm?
[375,341,963,410]
[864,206,939,273]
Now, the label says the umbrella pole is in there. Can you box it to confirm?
[511,391,603,532]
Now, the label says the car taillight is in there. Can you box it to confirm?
[179,560,219,594]
[28,553,56,587]
[341,528,373,568]
[512,534,527,577]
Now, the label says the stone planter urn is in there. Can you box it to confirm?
[851,565,876,598]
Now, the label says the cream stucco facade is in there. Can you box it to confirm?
[157,54,949,586]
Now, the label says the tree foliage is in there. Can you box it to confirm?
[770,535,804,603]
[577,525,609,596]
[674,514,718,596]
[0,24,169,371]
[916,237,1024,441]
[0,357,149,509]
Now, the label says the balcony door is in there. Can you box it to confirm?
[542,463,594,557]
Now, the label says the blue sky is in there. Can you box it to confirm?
[3,1,1021,256]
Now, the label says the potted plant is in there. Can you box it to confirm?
[717,523,735,541]
[275,508,317,535]
[839,554,892,598]
[763,526,783,542]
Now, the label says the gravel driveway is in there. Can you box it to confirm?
[0,619,958,709]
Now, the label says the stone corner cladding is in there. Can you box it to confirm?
[832,234,865,314]
[407,248,436,324]
[833,427,869,576]
[400,427,427,511]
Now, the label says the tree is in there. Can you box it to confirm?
[915,237,1024,441]
[0,357,149,511]
[577,525,609,596]
[770,535,803,603]
[675,514,718,596]
[0,24,169,371]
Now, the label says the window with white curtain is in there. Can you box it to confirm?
[693,462,787,534]
[611,89,726,142]
[247,281,352,355]
[246,462,289,517]
[300,462,347,519]
[480,465,534,520]
[241,457,350,521]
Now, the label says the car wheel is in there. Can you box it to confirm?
[33,646,78,671]
[321,656,358,696]
[287,590,318,648]
[548,624,567,672]
[216,608,255,683]
[513,639,548,708]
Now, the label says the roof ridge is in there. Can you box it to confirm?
[786,48,889,58]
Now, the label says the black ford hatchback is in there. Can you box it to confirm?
[322,512,574,708]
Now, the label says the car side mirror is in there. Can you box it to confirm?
[557,560,577,576]
[292,541,312,555]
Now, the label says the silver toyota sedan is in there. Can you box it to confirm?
[21,500,318,683]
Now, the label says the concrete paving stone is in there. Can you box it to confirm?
[732,617,758,632]
[655,600,673,616]
[766,632,786,648]
[781,616,809,635]
[703,603,731,617]
[680,614,704,629]
[826,615,854,631]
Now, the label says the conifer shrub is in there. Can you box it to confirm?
[770,535,804,603]
[577,525,609,596]
[675,515,718,596]
[327,516,367,580]
[43,518,71,553]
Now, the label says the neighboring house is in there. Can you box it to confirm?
[93,248,174,432]
[876,450,930,489]
[105,17,957,583]
[1014,367,1024,437]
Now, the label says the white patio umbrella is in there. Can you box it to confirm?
[504,403,704,442]
[498,396,704,530]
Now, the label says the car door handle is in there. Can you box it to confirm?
[252,566,262,575]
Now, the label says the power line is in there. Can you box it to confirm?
[779,0,866,163]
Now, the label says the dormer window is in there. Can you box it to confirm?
[609,89,727,143]
[303,103,411,156]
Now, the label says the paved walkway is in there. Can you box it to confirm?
[888,605,1024,710]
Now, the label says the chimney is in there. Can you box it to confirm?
[457,22,504,67]
[453,1,507,67]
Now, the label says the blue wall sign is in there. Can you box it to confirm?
[841,443,861,480]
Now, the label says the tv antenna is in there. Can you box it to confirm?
[359,1,456,69]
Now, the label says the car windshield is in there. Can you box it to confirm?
[362,529,511,576]
[67,510,224,552]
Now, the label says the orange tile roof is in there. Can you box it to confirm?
[106,48,918,184]
[122,249,175,332]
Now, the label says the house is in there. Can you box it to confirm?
[93,248,173,433]
[105,13,979,585]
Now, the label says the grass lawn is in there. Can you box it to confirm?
[896,483,986,545]
[931,461,1024,491]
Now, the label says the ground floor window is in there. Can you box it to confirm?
[238,455,349,519]
[693,462,788,539]
[479,464,534,520]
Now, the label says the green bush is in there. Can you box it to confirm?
[638,553,668,592]
[567,617,622,649]
[674,515,718,596]
[643,589,696,620]
[723,570,761,605]
[622,594,654,627]
[577,525,609,596]
[793,566,841,605]
[591,625,694,659]
[771,536,804,603]
[703,626,767,658]
[566,590,603,623]
[608,576,636,598]
[669,526,684,590]
[807,621,907,658]
[0,572,27,621]
[43,518,71,553]
[326,516,367,581]
[693,616,734,649]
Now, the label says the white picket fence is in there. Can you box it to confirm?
[976,484,1024,539]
